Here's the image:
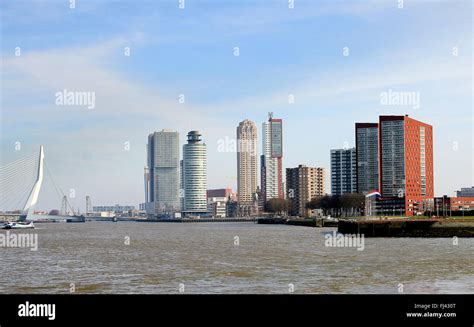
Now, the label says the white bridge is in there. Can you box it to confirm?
[0,146,45,220]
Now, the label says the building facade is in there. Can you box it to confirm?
[207,188,233,199]
[182,131,208,216]
[446,197,474,212]
[261,113,283,201]
[237,119,258,205]
[434,195,474,216]
[286,165,325,217]
[207,197,228,218]
[378,115,434,216]
[330,148,357,196]
[355,123,379,194]
[92,205,135,213]
[457,187,474,197]
[145,130,180,217]
[226,200,238,218]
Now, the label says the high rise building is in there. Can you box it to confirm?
[237,119,258,206]
[286,165,325,217]
[261,113,283,201]
[378,115,434,215]
[355,123,379,194]
[179,159,184,211]
[330,148,357,196]
[145,129,180,217]
[182,131,208,216]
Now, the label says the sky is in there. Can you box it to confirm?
[0,0,472,212]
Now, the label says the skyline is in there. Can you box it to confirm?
[0,113,466,213]
[1,0,472,211]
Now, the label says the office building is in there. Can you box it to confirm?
[355,123,379,194]
[207,188,233,199]
[286,165,325,217]
[261,113,284,201]
[457,187,474,197]
[145,129,180,217]
[330,148,357,196]
[378,115,434,216]
[207,197,228,218]
[237,119,258,205]
[182,131,208,217]
[434,195,474,215]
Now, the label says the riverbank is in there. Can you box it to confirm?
[137,217,257,223]
[257,217,338,227]
[338,218,474,237]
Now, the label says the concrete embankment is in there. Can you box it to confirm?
[338,219,474,237]
[137,217,257,223]
[257,217,338,227]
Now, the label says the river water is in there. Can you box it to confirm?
[1,222,473,294]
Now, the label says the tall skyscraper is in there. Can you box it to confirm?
[182,131,208,216]
[145,129,180,217]
[330,148,357,196]
[355,123,379,194]
[378,115,434,215]
[180,159,184,211]
[261,113,283,201]
[237,120,258,205]
[286,165,325,217]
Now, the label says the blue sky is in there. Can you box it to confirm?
[1,0,472,211]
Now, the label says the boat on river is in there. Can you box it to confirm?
[2,221,35,229]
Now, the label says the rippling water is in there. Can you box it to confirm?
[1,222,473,294]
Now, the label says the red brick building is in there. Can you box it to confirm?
[378,115,434,216]
[447,197,474,211]
[207,188,233,198]
[434,195,474,216]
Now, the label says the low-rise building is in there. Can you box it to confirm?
[207,188,233,198]
[366,192,433,217]
[449,197,474,211]
[456,187,474,197]
[207,197,227,218]
[226,200,238,218]
[434,195,474,216]
[92,205,135,213]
